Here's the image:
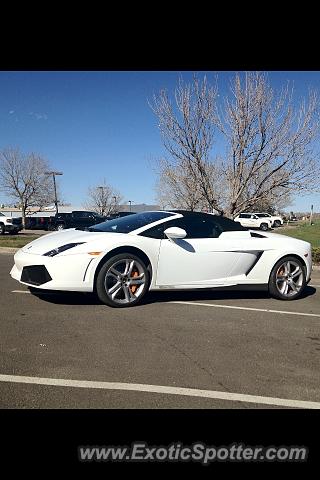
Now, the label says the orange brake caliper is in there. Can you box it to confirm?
[130,270,139,294]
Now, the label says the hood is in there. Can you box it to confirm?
[21,228,126,255]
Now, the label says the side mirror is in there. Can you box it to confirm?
[164,227,187,240]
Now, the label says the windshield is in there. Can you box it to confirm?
[0,213,4,216]
[82,211,175,233]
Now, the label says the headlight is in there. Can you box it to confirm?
[43,242,85,257]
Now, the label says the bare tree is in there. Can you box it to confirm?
[217,72,320,217]
[84,180,123,216]
[0,148,56,227]
[151,73,320,217]
[155,158,210,211]
[149,75,224,214]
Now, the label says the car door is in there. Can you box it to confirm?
[73,211,92,228]
[237,213,252,227]
[155,215,245,286]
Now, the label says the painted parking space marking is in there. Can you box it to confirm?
[11,290,31,294]
[11,290,57,295]
[170,301,320,318]
[12,290,320,316]
[0,374,319,409]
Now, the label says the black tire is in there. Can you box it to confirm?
[269,256,306,300]
[260,222,269,231]
[273,220,281,228]
[95,253,150,308]
[56,223,65,231]
[0,224,5,235]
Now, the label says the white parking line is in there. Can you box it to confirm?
[171,301,320,318]
[0,374,319,408]
[11,290,30,294]
[12,290,320,317]
[11,290,56,296]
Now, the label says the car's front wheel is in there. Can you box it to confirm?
[269,256,306,300]
[0,224,5,235]
[96,253,150,307]
[260,222,269,231]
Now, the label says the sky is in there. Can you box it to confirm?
[0,71,319,212]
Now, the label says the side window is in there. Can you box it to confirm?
[139,223,165,239]
[140,215,224,239]
[163,217,222,239]
[73,211,84,218]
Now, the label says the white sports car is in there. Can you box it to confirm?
[10,210,312,307]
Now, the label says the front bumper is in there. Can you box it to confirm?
[5,224,22,232]
[10,248,97,292]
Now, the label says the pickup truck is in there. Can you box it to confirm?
[51,211,107,230]
[0,212,23,235]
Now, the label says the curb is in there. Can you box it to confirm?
[0,247,19,253]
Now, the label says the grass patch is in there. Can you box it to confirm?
[0,235,41,248]
[276,220,320,248]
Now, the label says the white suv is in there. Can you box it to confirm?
[234,213,272,231]
[0,212,23,235]
[252,212,283,227]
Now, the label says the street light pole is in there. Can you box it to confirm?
[128,200,133,212]
[310,204,314,225]
[45,171,63,214]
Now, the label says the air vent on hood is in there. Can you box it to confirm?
[250,232,266,238]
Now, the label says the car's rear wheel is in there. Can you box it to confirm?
[260,222,269,231]
[96,253,150,307]
[269,256,306,300]
[0,224,5,235]
[273,220,281,227]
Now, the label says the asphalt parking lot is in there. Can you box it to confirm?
[1,253,320,409]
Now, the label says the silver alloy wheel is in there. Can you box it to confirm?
[104,258,146,304]
[275,260,304,297]
[57,224,65,231]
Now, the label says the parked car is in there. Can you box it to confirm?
[10,210,312,306]
[51,211,106,231]
[106,211,136,220]
[233,213,272,231]
[25,216,55,231]
[0,212,23,235]
[252,213,284,228]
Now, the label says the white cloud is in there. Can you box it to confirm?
[29,111,48,120]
